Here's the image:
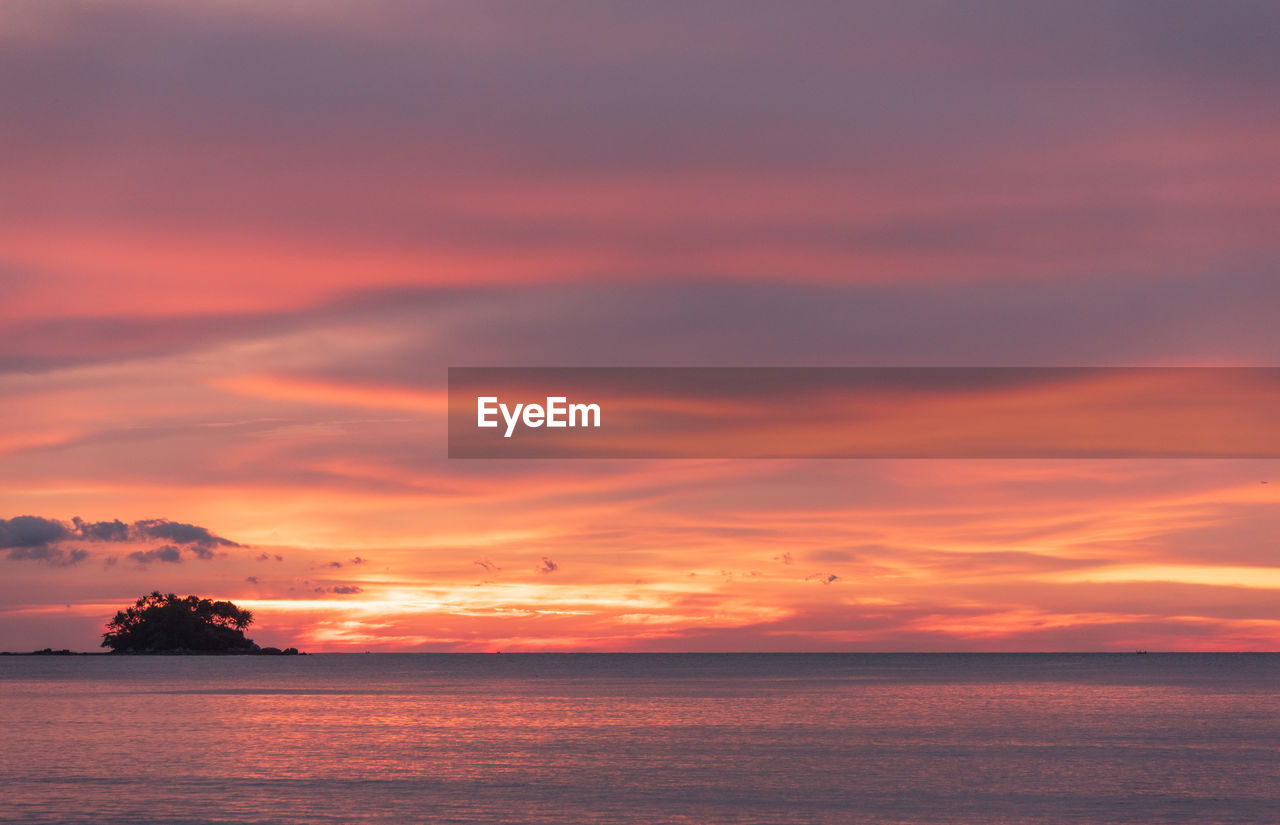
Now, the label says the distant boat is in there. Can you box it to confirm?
[1135,650,1148,654]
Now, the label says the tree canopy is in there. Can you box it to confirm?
[101,591,256,652]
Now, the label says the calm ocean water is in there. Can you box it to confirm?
[1,653,1278,825]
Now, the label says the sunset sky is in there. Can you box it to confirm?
[2,1,1278,652]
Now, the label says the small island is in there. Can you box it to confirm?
[100,591,301,655]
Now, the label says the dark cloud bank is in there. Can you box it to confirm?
[0,515,241,566]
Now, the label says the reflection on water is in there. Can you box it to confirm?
[2,654,1278,824]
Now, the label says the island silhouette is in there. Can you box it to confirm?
[100,591,300,654]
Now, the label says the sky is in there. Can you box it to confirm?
[2,0,1278,652]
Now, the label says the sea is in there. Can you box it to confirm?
[1,653,1278,825]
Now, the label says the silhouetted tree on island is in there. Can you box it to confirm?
[101,591,257,653]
